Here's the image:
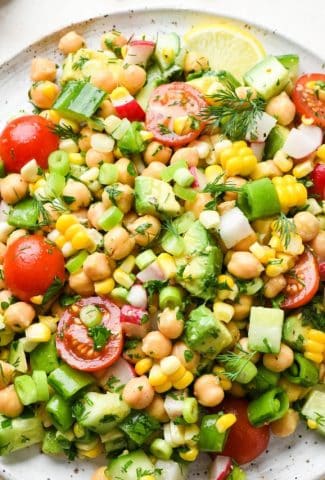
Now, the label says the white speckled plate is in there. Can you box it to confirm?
[0,6,324,480]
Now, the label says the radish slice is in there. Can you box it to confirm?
[95,357,135,388]
[124,40,155,67]
[120,305,150,338]
[164,395,185,419]
[189,166,207,189]
[283,126,322,159]
[209,456,232,480]
[137,261,166,283]
[127,284,148,309]
[111,87,146,122]
[219,207,254,249]
[246,112,276,142]
[298,124,323,148]
[250,141,265,161]
[155,459,188,480]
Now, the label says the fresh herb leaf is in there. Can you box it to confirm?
[184,349,194,363]
[105,184,121,206]
[88,325,112,350]
[135,222,152,235]
[42,276,64,304]
[72,56,89,71]
[59,294,81,307]
[144,280,168,298]
[50,124,81,143]
[216,346,257,381]
[203,174,241,208]
[127,161,137,177]
[271,293,285,309]
[62,195,76,205]
[301,295,325,331]
[273,213,296,249]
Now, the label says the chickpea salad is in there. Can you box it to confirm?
[0,22,324,480]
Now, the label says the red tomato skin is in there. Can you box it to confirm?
[56,297,123,372]
[216,397,270,465]
[319,262,325,282]
[3,235,65,302]
[310,163,325,200]
[282,250,320,309]
[146,82,207,147]
[0,115,59,173]
[292,74,325,128]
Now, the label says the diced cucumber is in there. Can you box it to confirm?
[107,449,154,480]
[155,33,180,70]
[0,416,44,455]
[0,315,14,346]
[244,55,289,100]
[277,54,299,80]
[9,339,27,373]
[136,65,163,110]
[301,385,325,436]
[264,125,289,159]
[100,428,126,454]
[282,314,307,351]
[120,411,160,446]
[248,306,284,354]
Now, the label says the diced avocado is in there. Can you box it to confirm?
[183,220,210,255]
[244,55,289,100]
[136,64,163,110]
[155,33,180,70]
[0,315,14,346]
[187,69,241,91]
[248,306,284,354]
[185,305,232,359]
[264,125,289,159]
[107,449,154,480]
[173,212,196,234]
[120,411,160,445]
[134,176,181,218]
[277,54,299,81]
[74,392,130,435]
[301,385,325,436]
[9,339,27,373]
[117,122,145,156]
[0,416,44,455]
[61,48,121,83]
[283,314,307,351]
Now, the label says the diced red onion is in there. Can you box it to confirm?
[219,207,254,249]
[95,357,135,387]
[136,261,166,283]
[283,126,323,159]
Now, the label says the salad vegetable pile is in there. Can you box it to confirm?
[0,21,324,480]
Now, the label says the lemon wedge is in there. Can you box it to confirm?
[184,22,266,81]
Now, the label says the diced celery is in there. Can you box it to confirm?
[248,306,284,354]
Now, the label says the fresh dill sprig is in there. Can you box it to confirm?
[201,82,266,141]
[273,212,296,248]
[72,56,89,71]
[161,217,180,237]
[216,345,257,381]
[203,174,242,209]
[50,124,81,143]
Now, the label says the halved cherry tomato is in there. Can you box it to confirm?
[56,297,123,372]
[0,115,59,173]
[3,234,65,302]
[292,74,325,128]
[146,82,207,147]
[217,397,270,465]
[282,249,320,309]
[310,163,325,200]
[319,262,325,282]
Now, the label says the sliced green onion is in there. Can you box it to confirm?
[150,438,173,460]
[173,184,197,201]
[98,206,123,231]
[173,167,194,187]
[47,172,66,197]
[161,231,184,256]
[160,159,187,182]
[80,305,103,328]
[237,178,281,220]
[182,397,199,424]
[32,370,49,402]
[135,249,157,270]
[159,286,183,310]
[99,163,119,185]
[110,287,129,302]
[65,250,89,274]
[48,150,70,176]
[14,375,38,405]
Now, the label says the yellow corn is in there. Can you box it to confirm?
[304,340,325,354]
[308,329,325,344]
[169,365,187,383]
[94,278,115,295]
[69,153,85,165]
[213,302,234,323]
[304,351,323,364]
[179,446,199,462]
[249,242,276,264]
[160,356,182,376]
[173,116,192,136]
[65,224,83,240]
[60,118,79,133]
[307,419,318,430]
[119,255,135,273]
[272,175,307,210]
[30,295,44,305]
[205,165,224,183]
[56,214,78,233]
[154,380,173,393]
[135,358,153,375]
[39,315,59,333]
[276,253,296,270]
[251,160,280,180]
[40,109,61,124]
[273,150,293,172]
[113,268,134,289]
[149,365,169,387]
[157,253,177,279]
[216,274,238,301]
[292,160,314,179]
[219,141,257,177]
[141,476,155,480]
[216,413,237,433]
[316,145,325,161]
[80,441,102,458]
[212,366,232,390]
[71,231,93,250]
[25,323,51,343]
[110,86,130,101]
[173,370,194,390]
[140,130,154,142]
[55,235,66,248]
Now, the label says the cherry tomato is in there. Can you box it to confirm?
[217,397,270,465]
[146,82,207,147]
[292,74,325,128]
[310,163,325,200]
[282,249,320,309]
[56,297,123,372]
[3,234,65,302]
[0,115,59,173]
[319,262,325,282]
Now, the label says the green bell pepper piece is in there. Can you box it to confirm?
[237,178,281,220]
[8,198,40,229]
[199,413,229,452]
[14,375,38,405]
[48,363,94,399]
[247,387,289,427]
[30,336,59,373]
[246,365,280,394]
[46,394,73,432]
[284,353,319,387]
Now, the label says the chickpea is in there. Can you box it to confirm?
[0,385,23,417]
[226,321,241,348]
[146,394,169,423]
[43,202,61,224]
[271,409,299,437]
[91,466,107,480]
[233,232,257,252]
[115,158,137,186]
[101,30,128,51]
[266,92,296,126]
[87,202,106,230]
[0,174,28,204]
[4,302,35,332]
[184,51,209,73]
[119,65,146,95]
[102,183,134,213]
[83,252,112,281]
[142,331,172,359]
[78,126,93,152]
[194,374,224,407]
[224,176,247,201]
[172,341,200,373]
[142,161,166,179]
[63,180,92,211]
[51,301,65,318]
[0,291,13,314]
[7,228,28,246]
[98,99,116,118]
[185,192,213,219]
[310,231,325,260]
[86,148,113,168]
[58,31,85,54]
[228,252,264,280]
[30,57,56,82]
[91,69,119,94]
[158,308,184,339]
[171,147,199,167]
[104,226,135,260]
[0,244,7,265]
[144,142,172,165]
[263,343,294,373]
[29,81,60,109]
[294,211,320,242]
[264,274,287,299]
[217,200,236,216]
[237,337,260,363]
[127,215,161,247]
[122,375,154,409]
[0,360,15,389]
[69,271,94,296]
[123,339,145,364]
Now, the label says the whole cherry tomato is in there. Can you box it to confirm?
[292,73,325,128]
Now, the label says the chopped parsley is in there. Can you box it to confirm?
[88,325,112,350]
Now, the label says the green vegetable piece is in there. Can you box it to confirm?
[173,167,194,187]
[199,413,229,452]
[150,438,172,460]
[99,163,118,185]
[120,411,160,445]
[136,65,163,110]
[8,198,41,229]
[14,375,38,405]
[65,250,89,274]
[117,122,145,156]
[247,387,289,427]
[101,428,127,454]
[48,363,94,399]
[218,352,257,384]
[237,178,281,221]
[80,304,103,328]
[135,249,156,270]
[0,416,44,456]
[32,370,50,402]
[160,159,187,183]
[264,125,289,160]
[42,428,64,455]
[248,306,284,354]
[301,384,325,436]
[135,176,181,218]
[173,184,197,201]
[284,353,319,387]
[185,305,232,359]
[227,465,247,480]
[244,55,289,100]
[155,32,180,70]
[283,314,307,351]
[0,315,14,346]
[182,397,199,424]
[107,449,154,480]
[161,231,185,256]
[48,150,70,176]
[98,205,124,231]
[246,365,280,394]
[9,339,27,373]
[159,286,183,310]
[110,287,129,302]
[276,54,299,80]
[46,394,73,432]
[30,336,59,373]
[47,172,66,196]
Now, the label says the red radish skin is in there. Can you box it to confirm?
[319,262,325,281]
[208,456,232,480]
[114,98,146,122]
[310,163,325,200]
[124,40,155,66]
[120,305,150,338]
[136,261,166,283]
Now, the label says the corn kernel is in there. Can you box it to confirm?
[292,160,314,179]
[141,476,155,480]
[307,419,318,430]
[113,268,135,289]
[220,141,257,177]
[60,117,79,133]
[65,224,83,240]
[160,355,182,376]
[173,116,192,136]
[212,366,232,390]
[317,145,325,161]
[80,442,102,458]
[30,295,44,305]
[157,253,177,279]
[304,340,325,354]
[304,351,323,364]
[169,365,187,383]
[94,278,115,295]
[135,358,153,375]
[249,242,276,264]
[54,235,66,248]
[56,214,78,233]
[25,323,51,343]
[155,380,172,393]
[149,365,169,387]
[173,370,194,389]
[213,302,234,323]
[39,315,59,333]
[205,165,224,182]
[140,130,154,142]
[179,446,199,462]
[119,255,136,273]
[69,153,85,165]
[40,109,61,124]
[272,175,307,209]
[273,150,293,172]
[265,262,285,277]
[71,231,92,250]
[216,413,237,433]
[308,329,325,344]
